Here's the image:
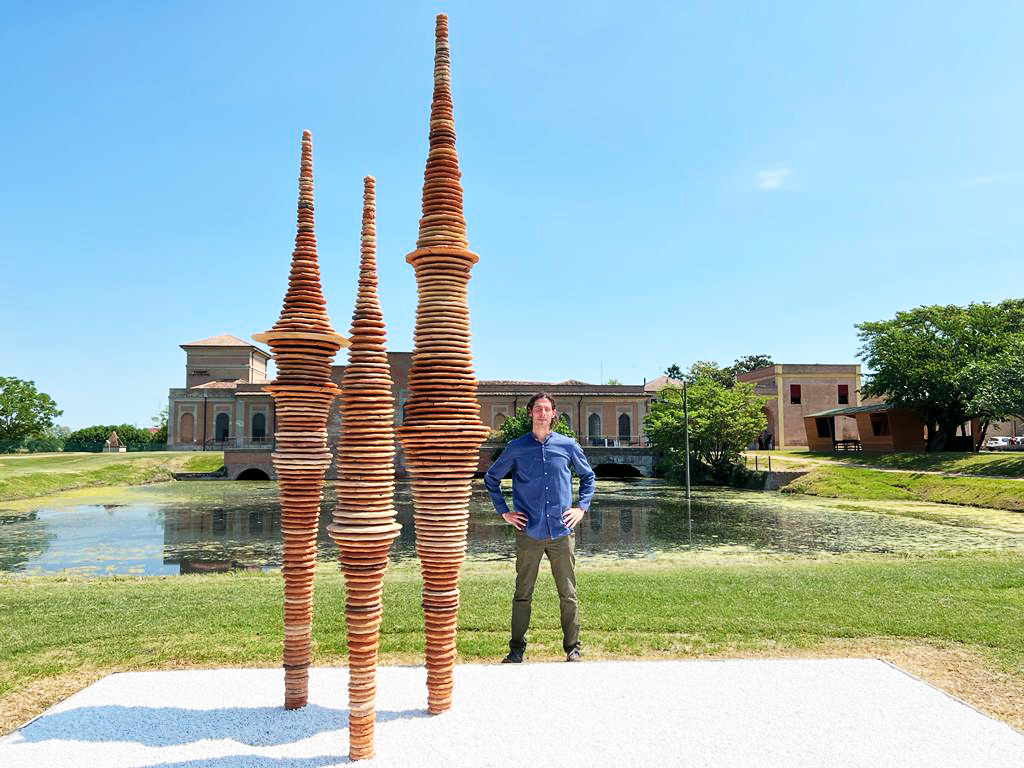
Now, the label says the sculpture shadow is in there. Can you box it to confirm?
[16,703,430,748]
[141,757,345,768]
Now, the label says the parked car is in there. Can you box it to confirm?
[984,436,1012,451]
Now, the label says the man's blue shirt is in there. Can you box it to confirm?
[484,431,596,540]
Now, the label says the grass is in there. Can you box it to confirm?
[752,449,1024,477]
[783,466,1024,511]
[0,452,225,501]
[2,553,1022,733]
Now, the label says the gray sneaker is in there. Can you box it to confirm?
[566,648,582,662]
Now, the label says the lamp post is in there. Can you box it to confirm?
[683,381,692,500]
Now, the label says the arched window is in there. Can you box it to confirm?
[618,413,631,443]
[252,412,266,441]
[560,412,571,429]
[588,413,602,445]
[180,412,194,443]
[215,412,230,442]
[493,412,506,428]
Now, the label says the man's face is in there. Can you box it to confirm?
[529,398,555,430]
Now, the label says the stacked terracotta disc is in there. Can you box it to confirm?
[396,13,491,715]
[328,176,401,760]
[253,130,347,711]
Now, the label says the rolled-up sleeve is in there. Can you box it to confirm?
[484,444,515,515]
[571,441,596,510]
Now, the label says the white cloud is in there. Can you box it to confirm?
[756,167,791,190]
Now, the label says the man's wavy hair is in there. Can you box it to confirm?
[526,392,557,415]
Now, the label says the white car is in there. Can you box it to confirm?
[984,436,1012,451]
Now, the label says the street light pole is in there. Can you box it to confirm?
[683,381,691,500]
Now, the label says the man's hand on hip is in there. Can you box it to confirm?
[502,510,527,531]
[562,507,585,529]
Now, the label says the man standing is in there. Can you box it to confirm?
[484,392,596,663]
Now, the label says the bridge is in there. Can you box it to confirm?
[225,442,657,481]
[580,445,655,478]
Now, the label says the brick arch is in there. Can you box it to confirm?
[215,412,230,442]
[618,413,631,442]
[180,412,194,443]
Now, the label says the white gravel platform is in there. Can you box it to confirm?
[2,659,1022,767]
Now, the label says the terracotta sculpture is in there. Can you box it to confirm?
[328,176,401,759]
[396,13,491,715]
[253,130,346,710]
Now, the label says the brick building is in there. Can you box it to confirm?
[736,364,873,449]
[168,336,654,476]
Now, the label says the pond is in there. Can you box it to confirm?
[1,479,1023,576]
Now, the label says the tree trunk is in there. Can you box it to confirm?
[974,419,990,452]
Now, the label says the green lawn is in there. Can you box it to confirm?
[2,554,1021,696]
[0,452,224,501]
[774,449,1024,477]
[783,465,1024,511]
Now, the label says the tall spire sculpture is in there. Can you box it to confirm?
[396,13,491,715]
[328,176,401,760]
[253,130,346,710]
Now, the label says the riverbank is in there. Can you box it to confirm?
[2,553,1022,735]
[0,452,225,502]
[747,449,1024,477]
[782,466,1024,511]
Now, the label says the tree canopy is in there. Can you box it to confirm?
[857,299,1024,451]
[64,424,164,452]
[151,405,168,444]
[644,378,767,482]
[672,354,775,388]
[491,407,576,448]
[663,364,685,380]
[0,377,63,442]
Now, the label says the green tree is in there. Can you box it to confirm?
[0,377,63,445]
[151,405,168,444]
[730,354,774,376]
[857,299,1024,451]
[491,407,576,458]
[22,425,70,453]
[664,364,685,380]
[64,424,164,452]
[604,377,623,385]
[684,360,734,388]
[645,379,767,482]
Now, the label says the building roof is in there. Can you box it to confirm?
[181,334,269,357]
[806,402,895,418]
[737,363,860,381]
[190,380,245,390]
[644,374,684,392]
[477,381,650,397]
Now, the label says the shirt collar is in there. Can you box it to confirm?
[529,430,553,444]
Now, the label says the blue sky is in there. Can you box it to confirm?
[2,1,1022,429]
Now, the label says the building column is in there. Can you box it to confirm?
[774,364,785,448]
[235,399,245,445]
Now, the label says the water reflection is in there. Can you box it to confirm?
[1,479,1023,576]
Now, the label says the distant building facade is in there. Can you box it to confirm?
[736,364,873,449]
[168,335,655,477]
[167,335,274,451]
[476,381,653,447]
